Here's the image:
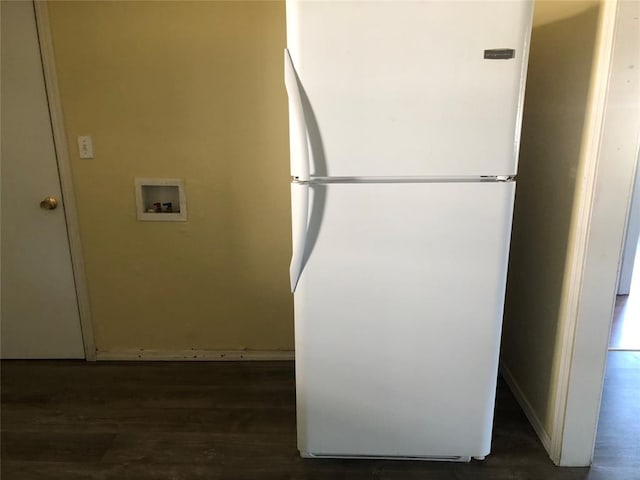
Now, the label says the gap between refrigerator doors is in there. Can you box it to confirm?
[291,175,516,185]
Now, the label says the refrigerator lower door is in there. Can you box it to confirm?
[294,181,515,459]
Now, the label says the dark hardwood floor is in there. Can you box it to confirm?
[594,261,640,479]
[593,351,640,479]
[3,360,630,480]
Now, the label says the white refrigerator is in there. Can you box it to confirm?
[285,0,533,462]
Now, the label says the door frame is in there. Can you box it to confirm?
[548,0,640,466]
[33,1,96,360]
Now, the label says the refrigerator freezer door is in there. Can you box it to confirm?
[286,1,532,177]
[294,182,515,458]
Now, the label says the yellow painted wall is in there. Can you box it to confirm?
[502,1,600,436]
[47,1,293,353]
[533,0,598,27]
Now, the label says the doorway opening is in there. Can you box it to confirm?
[610,236,640,351]
[593,152,640,472]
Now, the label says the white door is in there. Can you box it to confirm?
[1,0,85,358]
[286,0,533,177]
[294,181,515,458]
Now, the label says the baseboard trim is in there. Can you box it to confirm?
[95,349,295,361]
[500,362,553,456]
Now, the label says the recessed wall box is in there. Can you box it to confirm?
[135,178,187,221]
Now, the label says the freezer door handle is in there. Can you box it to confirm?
[290,182,309,292]
[284,49,310,181]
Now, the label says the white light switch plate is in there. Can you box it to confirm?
[77,135,94,159]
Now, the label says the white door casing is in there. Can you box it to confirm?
[1,0,86,358]
[551,0,640,466]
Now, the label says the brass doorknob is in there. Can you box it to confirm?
[40,196,58,210]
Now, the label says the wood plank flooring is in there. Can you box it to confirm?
[0,360,628,479]
[593,351,640,479]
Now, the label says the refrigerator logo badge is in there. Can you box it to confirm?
[484,49,516,60]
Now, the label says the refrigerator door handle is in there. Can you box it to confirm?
[284,49,310,182]
[290,182,309,292]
